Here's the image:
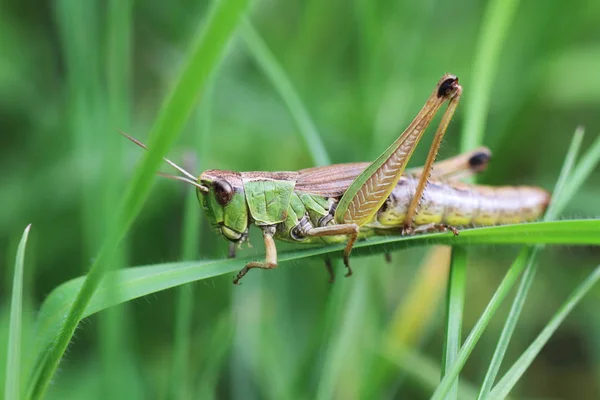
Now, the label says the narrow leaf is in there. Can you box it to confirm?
[5,224,32,400]
[489,264,600,399]
[241,20,330,166]
[477,127,585,398]
[32,218,599,360]
[460,0,520,151]
[441,247,467,400]
[27,1,249,398]
[430,247,532,400]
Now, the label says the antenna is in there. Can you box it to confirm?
[120,130,209,192]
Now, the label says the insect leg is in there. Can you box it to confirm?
[324,257,335,283]
[303,224,360,277]
[333,75,462,269]
[228,243,237,258]
[406,147,491,181]
[233,226,278,285]
[384,253,392,263]
[403,86,462,235]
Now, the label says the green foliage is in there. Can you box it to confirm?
[1,0,600,399]
[4,225,31,400]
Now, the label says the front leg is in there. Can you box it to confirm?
[233,225,278,285]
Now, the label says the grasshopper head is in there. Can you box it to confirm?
[119,131,249,243]
[197,170,249,243]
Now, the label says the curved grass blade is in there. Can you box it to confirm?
[553,132,600,214]
[241,20,330,166]
[477,127,585,398]
[488,264,600,400]
[441,247,467,400]
[31,218,599,360]
[430,248,533,400]
[26,1,249,398]
[4,224,32,400]
[433,129,600,400]
[460,0,520,151]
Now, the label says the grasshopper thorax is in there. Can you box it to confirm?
[197,170,249,243]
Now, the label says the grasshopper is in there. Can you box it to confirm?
[123,74,549,284]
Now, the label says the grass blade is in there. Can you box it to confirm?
[488,264,600,399]
[171,81,214,400]
[26,1,249,397]
[543,126,586,220]
[477,127,585,398]
[553,133,600,214]
[434,127,599,400]
[100,0,133,396]
[474,247,539,399]
[4,224,32,400]
[430,247,532,400]
[31,218,598,356]
[241,20,330,166]
[441,247,467,400]
[460,0,520,151]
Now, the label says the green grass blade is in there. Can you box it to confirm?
[441,247,467,400]
[460,0,520,151]
[4,224,32,400]
[241,20,330,166]
[430,247,532,400]
[477,127,584,399]
[316,277,370,400]
[553,133,600,214]
[474,247,539,400]
[488,264,600,400]
[434,128,600,400]
[171,82,214,400]
[31,218,598,356]
[26,1,249,398]
[101,0,133,396]
[542,126,585,220]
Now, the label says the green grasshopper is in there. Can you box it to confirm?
[123,74,549,284]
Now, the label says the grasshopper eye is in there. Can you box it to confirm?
[214,179,233,206]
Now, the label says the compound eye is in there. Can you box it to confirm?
[214,179,233,206]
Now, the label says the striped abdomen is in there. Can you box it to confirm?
[367,175,550,229]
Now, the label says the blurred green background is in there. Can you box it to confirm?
[1,0,600,398]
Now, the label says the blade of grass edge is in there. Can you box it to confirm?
[488,264,600,399]
[441,247,467,400]
[4,224,32,400]
[31,218,600,348]
[476,127,585,398]
[241,20,330,166]
[26,1,249,398]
